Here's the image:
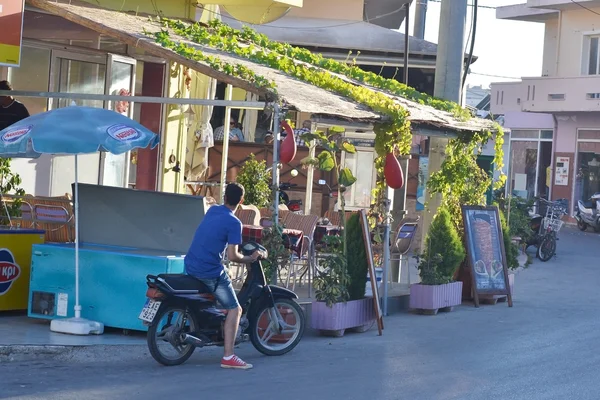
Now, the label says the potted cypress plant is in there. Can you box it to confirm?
[410,207,465,315]
[311,213,376,336]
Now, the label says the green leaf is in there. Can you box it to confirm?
[302,132,327,143]
[317,151,335,171]
[339,167,357,187]
[300,156,319,167]
[341,141,356,154]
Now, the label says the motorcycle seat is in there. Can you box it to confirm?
[156,274,215,300]
[583,200,595,209]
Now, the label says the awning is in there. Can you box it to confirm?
[26,0,495,134]
[222,15,439,56]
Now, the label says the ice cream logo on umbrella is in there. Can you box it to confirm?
[107,124,141,142]
[1,126,32,144]
[0,249,20,296]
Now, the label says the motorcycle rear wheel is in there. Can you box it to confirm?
[250,298,305,356]
[537,234,556,262]
[577,219,588,231]
[147,305,198,366]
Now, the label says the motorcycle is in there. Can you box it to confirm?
[279,181,303,213]
[575,192,600,232]
[274,168,302,213]
[525,198,567,262]
[140,241,305,366]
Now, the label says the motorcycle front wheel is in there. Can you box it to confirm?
[537,234,556,262]
[250,298,305,356]
[577,219,588,231]
[147,305,199,366]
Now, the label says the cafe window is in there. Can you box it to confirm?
[575,129,600,202]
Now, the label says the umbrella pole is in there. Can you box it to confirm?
[74,154,81,319]
[51,154,104,335]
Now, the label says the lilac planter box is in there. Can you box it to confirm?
[409,281,463,311]
[311,298,375,331]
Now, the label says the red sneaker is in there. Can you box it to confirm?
[221,355,253,370]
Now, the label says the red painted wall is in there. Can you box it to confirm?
[136,62,164,191]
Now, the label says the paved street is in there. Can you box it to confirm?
[2,227,600,400]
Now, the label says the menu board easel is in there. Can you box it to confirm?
[359,209,384,335]
[461,206,513,308]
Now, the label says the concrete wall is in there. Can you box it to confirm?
[288,0,363,21]
[542,16,559,77]
[556,7,600,77]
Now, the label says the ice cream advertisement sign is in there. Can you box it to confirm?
[0,0,25,67]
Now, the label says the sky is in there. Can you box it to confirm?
[399,0,545,89]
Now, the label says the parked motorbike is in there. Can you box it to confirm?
[575,192,600,232]
[266,167,303,213]
[525,198,567,262]
[279,181,303,213]
[140,242,305,366]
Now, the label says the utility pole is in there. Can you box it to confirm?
[413,0,428,39]
[420,0,468,242]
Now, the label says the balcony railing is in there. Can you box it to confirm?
[491,75,600,114]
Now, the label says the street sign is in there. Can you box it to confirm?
[0,0,25,67]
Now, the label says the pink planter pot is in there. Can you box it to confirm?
[409,281,463,313]
[311,298,376,335]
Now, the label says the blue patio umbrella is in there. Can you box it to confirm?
[0,106,160,335]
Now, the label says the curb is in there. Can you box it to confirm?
[0,345,74,362]
[0,344,150,363]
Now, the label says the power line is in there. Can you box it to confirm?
[470,71,521,79]
[569,0,600,16]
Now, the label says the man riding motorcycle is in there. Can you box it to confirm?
[184,182,265,370]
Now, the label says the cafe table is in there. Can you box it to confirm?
[314,224,342,246]
[242,225,304,257]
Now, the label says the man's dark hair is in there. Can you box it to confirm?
[0,81,12,91]
[224,182,245,206]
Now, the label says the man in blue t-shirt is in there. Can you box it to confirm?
[185,182,263,370]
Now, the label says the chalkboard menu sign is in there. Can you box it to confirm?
[462,206,513,308]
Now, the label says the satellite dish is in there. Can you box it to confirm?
[220,3,291,24]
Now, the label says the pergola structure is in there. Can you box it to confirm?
[6,0,499,314]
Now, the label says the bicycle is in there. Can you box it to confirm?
[532,198,566,262]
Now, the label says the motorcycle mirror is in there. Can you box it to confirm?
[291,169,299,178]
[318,179,326,185]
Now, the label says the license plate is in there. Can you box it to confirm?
[138,298,161,323]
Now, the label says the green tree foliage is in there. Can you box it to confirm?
[236,154,271,208]
[0,158,25,224]
[418,207,466,285]
[345,213,368,301]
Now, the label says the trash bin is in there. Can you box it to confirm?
[0,229,45,311]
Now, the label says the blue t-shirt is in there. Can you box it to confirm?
[185,205,243,279]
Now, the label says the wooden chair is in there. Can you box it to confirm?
[4,200,35,229]
[324,210,342,226]
[282,213,319,294]
[235,206,260,226]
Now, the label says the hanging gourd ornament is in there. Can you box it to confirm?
[384,152,404,189]
[280,121,297,164]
